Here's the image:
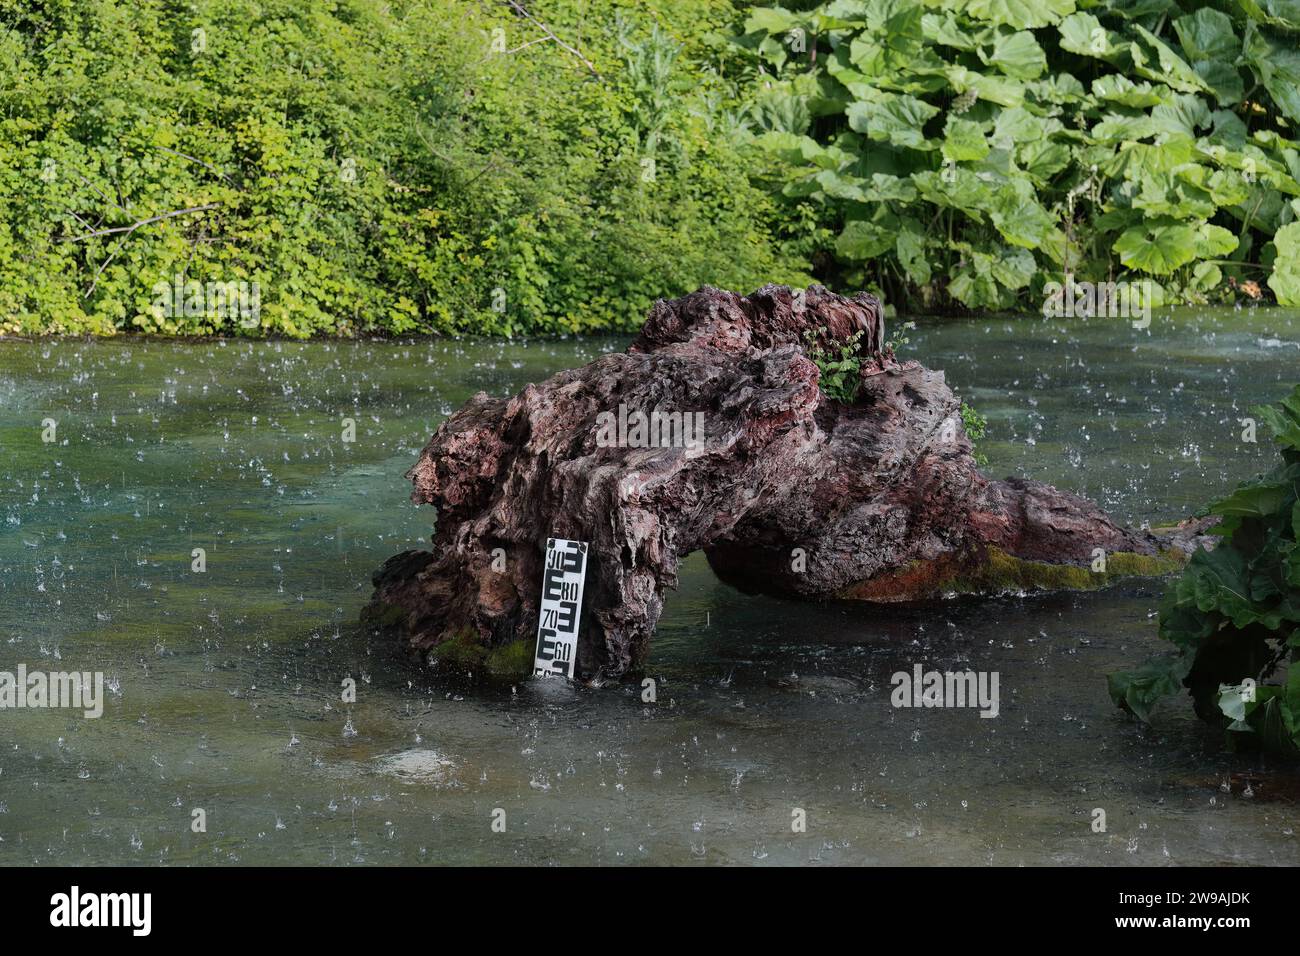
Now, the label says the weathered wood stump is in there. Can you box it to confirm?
[366,285,1207,681]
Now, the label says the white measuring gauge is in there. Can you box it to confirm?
[532,538,589,679]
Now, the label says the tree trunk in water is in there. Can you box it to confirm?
[366,285,1210,681]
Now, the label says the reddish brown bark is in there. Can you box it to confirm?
[367,285,1209,680]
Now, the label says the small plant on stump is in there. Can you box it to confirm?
[960,401,989,467]
[803,328,864,404]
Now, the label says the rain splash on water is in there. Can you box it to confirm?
[1,306,1298,864]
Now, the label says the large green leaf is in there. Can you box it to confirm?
[1236,0,1300,32]
[990,179,1056,247]
[846,93,939,149]
[1093,112,1156,142]
[1205,110,1250,148]
[1131,26,1212,94]
[846,6,928,78]
[944,65,1025,107]
[753,131,826,166]
[1209,467,1300,517]
[1108,652,1192,721]
[948,244,1035,307]
[1243,23,1300,122]
[942,117,990,161]
[866,172,920,202]
[910,167,991,219]
[835,215,900,259]
[965,0,1076,30]
[992,107,1048,145]
[744,6,801,34]
[1195,60,1247,106]
[1029,72,1087,104]
[1198,144,1300,194]
[1171,8,1245,104]
[895,216,932,284]
[1268,222,1300,305]
[1113,220,1199,274]
[1106,138,1196,181]
[1184,546,1258,626]
[1205,168,1252,206]
[922,12,989,50]
[1157,588,1218,651]
[984,30,1047,79]
[1019,139,1071,183]
[847,33,889,78]
[1173,8,1239,61]
[1058,12,1124,59]
[1253,379,1300,447]
[1091,75,1164,108]
[1195,222,1239,258]
[1150,94,1212,139]
[1131,171,1216,220]
[815,169,870,201]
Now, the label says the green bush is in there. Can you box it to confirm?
[1109,384,1300,755]
[7,0,1297,334]
[0,0,807,337]
[960,400,988,466]
[802,325,866,401]
[735,0,1300,312]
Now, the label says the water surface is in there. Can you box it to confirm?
[1,306,1298,865]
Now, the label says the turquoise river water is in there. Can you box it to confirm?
[1,305,1298,865]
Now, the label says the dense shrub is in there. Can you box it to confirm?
[0,0,807,336]
[735,0,1300,312]
[5,0,1299,334]
[1109,384,1300,755]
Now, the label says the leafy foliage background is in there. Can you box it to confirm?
[1,0,1298,335]
[0,0,805,336]
[741,0,1300,312]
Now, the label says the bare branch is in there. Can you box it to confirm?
[153,146,235,184]
[502,0,600,78]
[505,36,555,54]
[65,209,93,231]
[82,234,130,299]
[76,173,130,215]
[60,203,220,243]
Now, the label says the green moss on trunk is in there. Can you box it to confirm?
[485,639,535,679]
[944,546,1184,596]
[426,629,534,681]
[839,545,1186,602]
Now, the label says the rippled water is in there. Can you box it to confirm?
[1,306,1298,865]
